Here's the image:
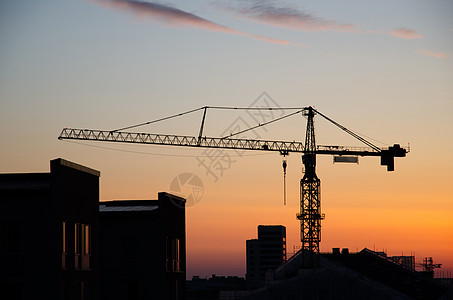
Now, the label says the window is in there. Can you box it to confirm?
[175,238,181,272]
[166,237,182,272]
[82,224,91,270]
[74,223,81,270]
[84,225,90,255]
[72,223,92,270]
[62,221,67,269]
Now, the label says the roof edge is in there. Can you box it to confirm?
[51,158,100,177]
[159,192,186,202]
[100,200,159,206]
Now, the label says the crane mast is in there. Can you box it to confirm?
[58,106,408,268]
[298,107,324,267]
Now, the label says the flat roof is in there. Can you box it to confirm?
[99,205,158,212]
[99,200,159,212]
[0,173,51,191]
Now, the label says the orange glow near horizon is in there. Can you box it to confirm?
[185,188,453,278]
[87,141,453,279]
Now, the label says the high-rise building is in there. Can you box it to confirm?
[246,225,286,289]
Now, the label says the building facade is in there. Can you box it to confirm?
[99,192,186,300]
[246,225,286,289]
[0,158,100,300]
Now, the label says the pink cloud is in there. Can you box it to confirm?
[89,0,293,45]
[219,3,358,33]
[389,28,423,39]
[414,50,447,59]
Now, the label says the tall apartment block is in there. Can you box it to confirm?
[246,225,286,289]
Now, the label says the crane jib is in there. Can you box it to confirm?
[58,128,406,163]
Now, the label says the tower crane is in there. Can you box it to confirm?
[58,106,408,267]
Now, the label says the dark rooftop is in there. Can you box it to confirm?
[0,173,51,192]
[99,200,159,212]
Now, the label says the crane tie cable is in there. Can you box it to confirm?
[112,106,308,132]
[220,109,305,139]
[112,106,207,132]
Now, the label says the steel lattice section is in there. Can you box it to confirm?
[297,175,323,267]
[58,128,383,156]
[58,128,306,152]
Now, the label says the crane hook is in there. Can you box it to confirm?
[282,155,287,206]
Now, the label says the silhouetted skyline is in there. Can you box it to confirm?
[1,0,452,280]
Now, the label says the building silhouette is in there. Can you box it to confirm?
[187,274,246,300]
[241,248,450,300]
[246,225,286,289]
[99,193,186,300]
[0,158,100,300]
[1,158,187,300]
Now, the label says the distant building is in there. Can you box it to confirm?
[187,274,246,300]
[243,248,450,300]
[99,192,186,300]
[246,225,286,289]
[0,158,100,300]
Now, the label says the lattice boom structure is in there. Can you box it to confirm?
[58,128,386,157]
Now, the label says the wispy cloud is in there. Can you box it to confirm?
[89,0,293,45]
[414,50,447,59]
[218,1,358,33]
[389,28,423,39]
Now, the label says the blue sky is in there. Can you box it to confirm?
[2,0,451,153]
[1,0,452,278]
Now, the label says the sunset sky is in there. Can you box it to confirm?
[1,0,452,279]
